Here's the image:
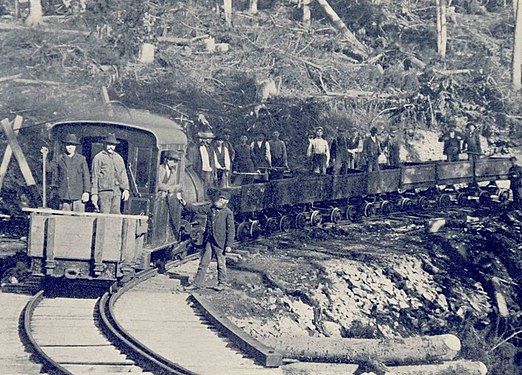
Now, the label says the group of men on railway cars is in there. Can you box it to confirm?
[439,121,483,162]
[42,133,131,214]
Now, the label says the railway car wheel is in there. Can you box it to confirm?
[399,197,413,211]
[344,206,357,221]
[329,207,342,223]
[437,194,451,207]
[478,191,491,206]
[417,196,429,211]
[310,210,323,226]
[498,189,510,203]
[265,217,279,234]
[279,215,292,232]
[364,203,376,217]
[380,201,391,216]
[236,222,251,242]
[457,192,468,206]
[250,220,262,238]
[295,213,307,229]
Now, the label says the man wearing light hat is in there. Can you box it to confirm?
[158,150,184,236]
[182,189,235,292]
[41,133,90,212]
[91,133,130,214]
[307,127,329,174]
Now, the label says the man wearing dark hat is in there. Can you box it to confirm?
[331,128,350,175]
[438,123,462,162]
[462,122,482,161]
[362,126,382,172]
[41,133,90,212]
[158,151,184,237]
[222,128,235,163]
[307,127,329,174]
[269,131,288,178]
[251,130,272,171]
[509,156,522,209]
[91,133,130,214]
[213,134,232,188]
[182,189,235,292]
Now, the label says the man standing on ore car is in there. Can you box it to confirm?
[439,123,462,162]
[158,151,183,237]
[307,127,330,174]
[91,133,130,214]
[182,190,235,292]
[363,126,382,172]
[41,133,91,212]
[509,156,522,209]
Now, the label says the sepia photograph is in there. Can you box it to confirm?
[0,0,521,374]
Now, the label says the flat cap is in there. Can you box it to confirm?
[163,150,181,161]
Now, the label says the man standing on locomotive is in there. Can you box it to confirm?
[307,126,330,174]
[91,133,130,214]
[182,190,235,292]
[509,156,522,209]
[41,133,91,212]
[158,151,184,237]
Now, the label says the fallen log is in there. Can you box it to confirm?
[261,334,461,364]
[282,360,486,375]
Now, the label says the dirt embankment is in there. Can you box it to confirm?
[176,211,522,374]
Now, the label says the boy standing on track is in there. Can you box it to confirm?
[182,190,235,292]
[91,133,130,214]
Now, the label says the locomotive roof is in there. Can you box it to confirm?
[51,105,187,147]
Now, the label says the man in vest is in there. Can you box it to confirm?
[307,127,330,174]
[41,133,91,212]
[158,150,183,238]
[193,131,216,187]
[251,130,271,171]
[463,122,482,161]
[363,126,382,172]
[91,133,130,214]
[183,189,235,292]
[214,134,232,188]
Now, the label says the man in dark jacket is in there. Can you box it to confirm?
[158,151,183,238]
[183,190,235,291]
[462,123,482,161]
[509,156,522,209]
[41,134,91,212]
[439,124,462,162]
[331,128,350,175]
[363,126,382,172]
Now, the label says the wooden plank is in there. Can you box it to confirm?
[1,118,36,187]
[52,216,95,260]
[190,294,282,367]
[45,217,57,275]
[27,213,46,257]
[95,216,123,262]
[0,115,23,191]
[23,207,148,220]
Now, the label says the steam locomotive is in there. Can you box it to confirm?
[24,105,512,281]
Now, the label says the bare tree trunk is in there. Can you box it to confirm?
[436,0,447,59]
[302,0,311,28]
[224,0,232,27]
[315,0,368,56]
[513,0,522,89]
[25,0,43,27]
[249,0,257,14]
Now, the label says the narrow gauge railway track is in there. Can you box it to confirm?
[0,291,46,375]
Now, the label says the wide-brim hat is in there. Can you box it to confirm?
[63,134,81,145]
[197,131,215,139]
[102,133,120,144]
[163,150,181,161]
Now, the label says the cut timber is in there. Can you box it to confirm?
[224,0,232,27]
[0,115,23,191]
[302,0,311,27]
[314,0,368,57]
[261,334,461,364]
[249,0,257,14]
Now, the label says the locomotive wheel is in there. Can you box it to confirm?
[417,196,429,211]
[457,192,468,206]
[250,220,262,238]
[364,203,376,217]
[380,201,391,216]
[478,191,491,206]
[498,189,510,203]
[310,210,323,226]
[295,213,307,229]
[279,215,292,232]
[329,207,342,223]
[437,194,451,207]
[236,222,251,242]
[265,217,279,234]
[344,206,357,221]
